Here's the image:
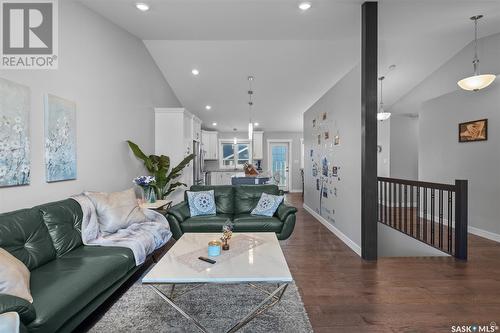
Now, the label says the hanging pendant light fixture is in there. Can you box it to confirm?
[377,76,391,121]
[247,76,255,141]
[457,15,496,91]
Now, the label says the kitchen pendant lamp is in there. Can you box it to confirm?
[247,76,255,140]
[457,15,496,91]
[377,76,391,121]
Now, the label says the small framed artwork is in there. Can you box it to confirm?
[324,131,329,140]
[322,112,327,121]
[459,119,487,142]
[312,119,316,128]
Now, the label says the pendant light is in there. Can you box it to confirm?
[377,76,391,121]
[247,76,255,141]
[457,15,496,91]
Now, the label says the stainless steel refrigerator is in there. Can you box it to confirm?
[193,141,205,185]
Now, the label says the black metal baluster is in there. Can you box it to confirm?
[410,185,414,237]
[384,182,388,225]
[448,191,453,253]
[439,190,443,250]
[423,188,427,242]
[417,186,420,240]
[398,184,402,231]
[404,185,408,234]
[431,189,435,246]
[388,182,392,227]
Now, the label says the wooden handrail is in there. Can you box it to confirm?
[377,177,468,260]
[377,177,456,191]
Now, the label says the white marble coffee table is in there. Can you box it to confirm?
[142,232,293,333]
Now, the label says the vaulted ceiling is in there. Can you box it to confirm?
[79,0,500,132]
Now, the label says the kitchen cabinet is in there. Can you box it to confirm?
[252,131,264,160]
[208,171,245,185]
[193,117,202,142]
[201,130,218,160]
[154,108,201,204]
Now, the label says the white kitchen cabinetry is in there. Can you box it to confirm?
[193,117,202,142]
[201,130,218,160]
[208,171,245,185]
[154,108,201,204]
[252,131,264,160]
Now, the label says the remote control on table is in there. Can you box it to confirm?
[198,256,216,264]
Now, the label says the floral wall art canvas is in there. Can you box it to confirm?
[0,78,31,187]
[45,94,77,182]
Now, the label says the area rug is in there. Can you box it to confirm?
[89,282,313,333]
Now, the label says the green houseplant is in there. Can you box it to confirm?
[127,140,194,199]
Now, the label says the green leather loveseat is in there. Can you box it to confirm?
[0,199,141,333]
[166,185,297,240]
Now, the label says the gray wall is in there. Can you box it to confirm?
[389,115,419,180]
[393,32,500,238]
[420,87,500,237]
[0,1,180,212]
[303,64,361,251]
[205,131,304,191]
[378,224,449,257]
[377,119,390,177]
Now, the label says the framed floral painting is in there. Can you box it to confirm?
[0,78,31,187]
[45,94,77,182]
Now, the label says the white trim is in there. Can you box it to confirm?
[468,226,500,243]
[267,139,293,192]
[289,189,302,193]
[303,203,361,256]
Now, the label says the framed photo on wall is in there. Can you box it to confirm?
[458,119,488,142]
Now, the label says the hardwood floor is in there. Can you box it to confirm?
[282,193,500,333]
[79,193,500,333]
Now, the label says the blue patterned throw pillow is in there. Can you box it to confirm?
[187,190,216,217]
[251,193,284,217]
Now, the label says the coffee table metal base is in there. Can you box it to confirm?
[148,283,289,333]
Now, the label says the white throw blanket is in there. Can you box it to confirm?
[72,194,172,266]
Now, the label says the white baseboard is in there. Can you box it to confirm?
[468,226,500,243]
[303,203,361,256]
[289,189,302,193]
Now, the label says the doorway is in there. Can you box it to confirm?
[267,140,292,192]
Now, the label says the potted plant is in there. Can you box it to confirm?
[127,140,194,200]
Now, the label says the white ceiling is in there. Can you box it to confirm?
[79,0,500,131]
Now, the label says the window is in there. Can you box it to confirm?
[219,140,252,168]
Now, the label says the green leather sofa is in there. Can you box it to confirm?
[0,199,142,333]
[167,185,297,240]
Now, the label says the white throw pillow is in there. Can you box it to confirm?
[0,248,33,303]
[86,188,148,234]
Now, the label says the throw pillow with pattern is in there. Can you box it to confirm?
[187,190,217,217]
[251,193,284,217]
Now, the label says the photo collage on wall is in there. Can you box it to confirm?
[309,111,341,223]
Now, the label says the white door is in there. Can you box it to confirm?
[268,141,291,192]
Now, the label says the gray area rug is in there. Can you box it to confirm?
[89,282,313,333]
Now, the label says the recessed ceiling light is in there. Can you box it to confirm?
[191,69,199,76]
[298,2,311,11]
[135,3,149,11]
[254,122,259,126]
[205,105,211,110]
[212,122,217,126]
